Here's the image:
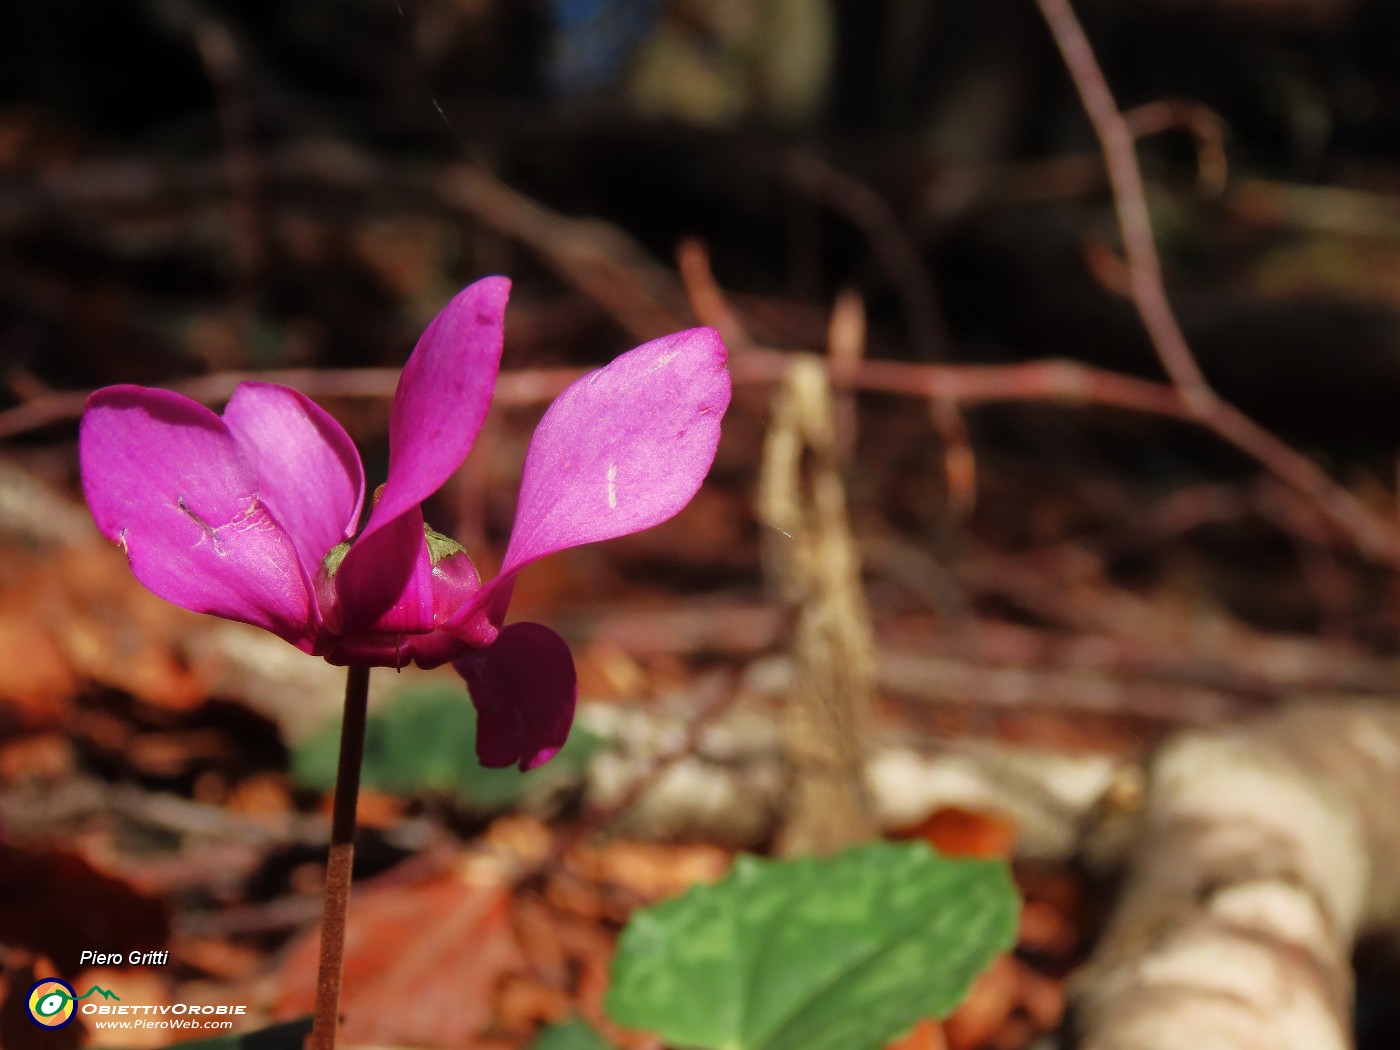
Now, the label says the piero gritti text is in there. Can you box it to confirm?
[79,950,170,966]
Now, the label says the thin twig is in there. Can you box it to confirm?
[1123,100,1229,195]
[677,238,757,354]
[0,357,1192,445]
[1033,0,1212,404]
[825,287,866,462]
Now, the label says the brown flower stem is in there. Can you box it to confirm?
[308,663,371,1050]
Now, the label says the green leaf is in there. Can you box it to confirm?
[161,1016,311,1049]
[529,1017,614,1050]
[605,841,1019,1050]
[291,684,596,811]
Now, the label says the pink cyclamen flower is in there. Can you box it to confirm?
[80,277,730,770]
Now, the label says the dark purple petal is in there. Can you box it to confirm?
[453,622,577,771]
[498,327,729,579]
[223,382,364,576]
[331,507,435,638]
[323,628,470,669]
[80,386,316,648]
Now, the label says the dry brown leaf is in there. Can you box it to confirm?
[884,1017,948,1050]
[574,640,651,701]
[1018,898,1078,957]
[1015,960,1066,1033]
[274,859,527,1048]
[0,539,207,732]
[51,543,207,711]
[170,935,265,982]
[943,954,1019,1050]
[986,1014,1036,1050]
[223,772,294,817]
[314,787,405,830]
[566,839,731,905]
[494,973,573,1033]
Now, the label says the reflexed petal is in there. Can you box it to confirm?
[453,622,577,771]
[223,382,364,575]
[499,327,729,578]
[80,386,316,647]
[332,508,435,637]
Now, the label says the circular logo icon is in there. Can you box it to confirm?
[27,978,77,1028]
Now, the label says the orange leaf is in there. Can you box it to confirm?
[891,807,1018,859]
[943,954,1019,1050]
[275,860,526,1048]
[885,1018,948,1050]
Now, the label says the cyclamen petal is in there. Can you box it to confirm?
[339,277,509,624]
[355,277,509,545]
[431,550,498,649]
[331,507,435,638]
[453,622,577,771]
[223,382,365,576]
[323,545,494,667]
[499,327,730,578]
[80,386,317,648]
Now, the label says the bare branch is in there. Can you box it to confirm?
[1033,0,1400,566]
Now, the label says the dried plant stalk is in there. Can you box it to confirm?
[758,355,876,855]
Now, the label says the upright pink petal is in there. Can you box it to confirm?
[80,386,316,648]
[499,327,730,578]
[223,382,364,576]
[361,277,509,538]
[338,277,509,623]
[453,622,577,771]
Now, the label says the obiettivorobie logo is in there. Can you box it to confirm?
[26,979,120,1029]
[25,977,248,1034]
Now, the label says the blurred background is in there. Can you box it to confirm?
[7,0,1400,1047]
[6,0,1400,433]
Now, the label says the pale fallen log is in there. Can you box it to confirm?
[577,697,1123,862]
[1069,702,1400,1050]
